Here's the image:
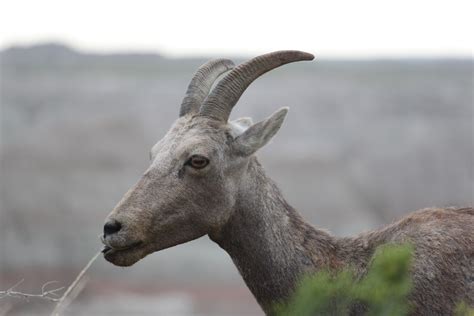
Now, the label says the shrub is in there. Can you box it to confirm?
[455,302,474,316]
[276,244,414,316]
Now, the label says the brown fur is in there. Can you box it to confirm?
[210,160,474,314]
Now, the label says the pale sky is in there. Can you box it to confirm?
[0,0,472,58]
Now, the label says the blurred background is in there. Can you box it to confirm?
[0,1,472,315]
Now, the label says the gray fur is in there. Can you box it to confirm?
[103,52,474,315]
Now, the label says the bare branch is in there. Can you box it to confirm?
[0,279,65,302]
[0,250,101,316]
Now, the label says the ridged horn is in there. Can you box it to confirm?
[199,50,314,121]
[179,59,235,117]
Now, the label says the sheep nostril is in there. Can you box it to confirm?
[103,220,122,237]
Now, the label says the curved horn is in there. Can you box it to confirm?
[179,59,235,117]
[199,50,314,121]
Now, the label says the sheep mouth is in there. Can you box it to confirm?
[101,240,148,267]
[101,241,143,255]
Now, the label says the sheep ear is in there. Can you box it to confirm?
[232,117,253,128]
[229,117,254,136]
[232,107,288,156]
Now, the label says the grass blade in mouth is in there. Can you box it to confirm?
[51,250,101,316]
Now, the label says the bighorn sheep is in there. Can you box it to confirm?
[101,51,474,315]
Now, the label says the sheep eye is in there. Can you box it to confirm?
[186,155,209,169]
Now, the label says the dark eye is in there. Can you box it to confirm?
[186,155,209,169]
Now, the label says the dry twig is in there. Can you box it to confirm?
[0,250,101,315]
[50,250,101,316]
[0,279,65,302]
